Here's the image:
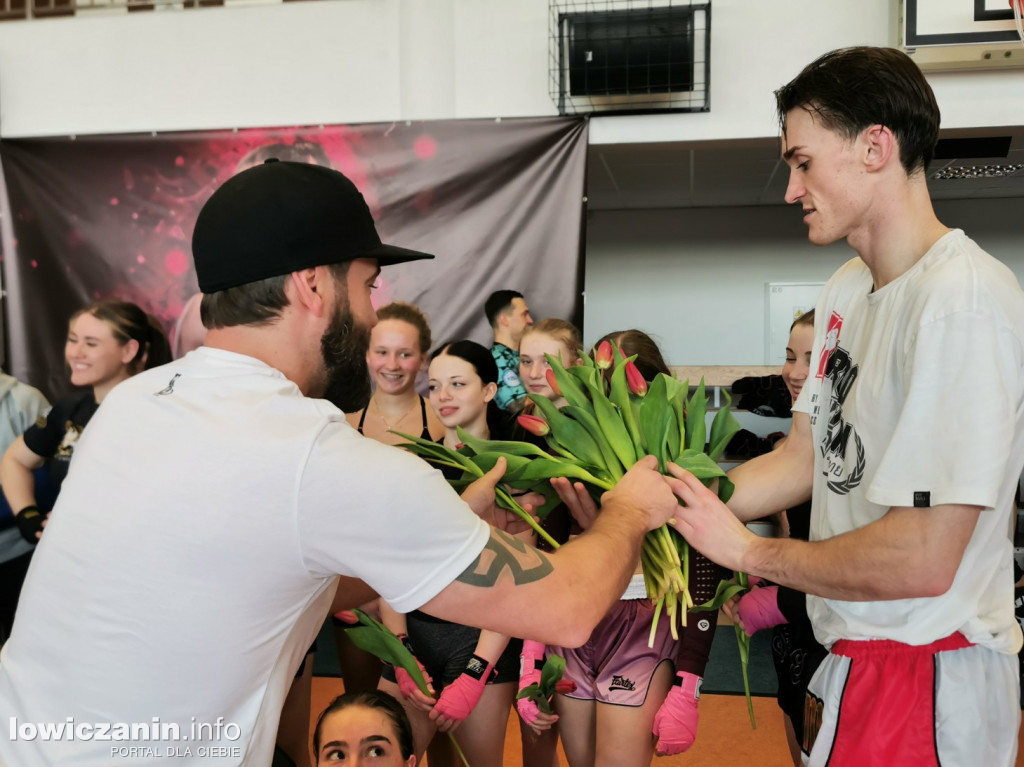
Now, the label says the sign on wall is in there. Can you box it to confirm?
[765,282,822,365]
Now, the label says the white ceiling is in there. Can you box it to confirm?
[587,126,1024,210]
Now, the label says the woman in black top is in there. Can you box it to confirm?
[2,299,170,544]
[379,340,531,767]
[346,302,444,446]
[334,302,446,702]
[0,300,169,643]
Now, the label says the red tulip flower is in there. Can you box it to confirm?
[545,368,562,397]
[517,413,550,437]
[594,340,614,370]
[624,359,648,396]
[554,679,577,696]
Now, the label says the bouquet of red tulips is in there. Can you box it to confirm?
[397,341,741,645]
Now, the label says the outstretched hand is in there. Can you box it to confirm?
[601,455,681,532]
[551,477,599,530]
[665,464,756,572]
[460,457,541,535]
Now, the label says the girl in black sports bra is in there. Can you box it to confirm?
[345,302,443,446]
[355,395,432,441]
[336,302,445,701]
[378,340,530,767]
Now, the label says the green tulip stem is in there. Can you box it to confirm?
[448,735,471,767]
[735,624,756,729]
[494,487,561,550]
[649,596,665,648]
[665,589,679,641]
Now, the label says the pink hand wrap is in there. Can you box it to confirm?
[516,640,546,725]
[433,657,495,722]
[652,671,701,755]
[736,585,787,635]
[395,663,430,699]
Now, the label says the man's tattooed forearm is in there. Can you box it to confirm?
[456,529,553,587]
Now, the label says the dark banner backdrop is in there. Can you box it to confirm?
[0,117,588,401]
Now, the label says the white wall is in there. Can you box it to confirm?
[1,0,1022,139]
[0,0,554,137]
[1,0,1022,369]
[583,198,1024,366]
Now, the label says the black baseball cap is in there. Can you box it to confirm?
[192,159,433,294]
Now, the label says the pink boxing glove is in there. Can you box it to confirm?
[516,640,546,725]
[431,654,495,726]
[653,671,702,756]
[736,585,787,635]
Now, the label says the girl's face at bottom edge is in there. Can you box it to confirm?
[316,706,414,766]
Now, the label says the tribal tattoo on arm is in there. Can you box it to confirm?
[456,528,553,587]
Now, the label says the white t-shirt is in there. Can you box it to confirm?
[794,230,1024,654]
[0,348,489,766]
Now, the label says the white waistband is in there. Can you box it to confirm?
[620,573,648,601]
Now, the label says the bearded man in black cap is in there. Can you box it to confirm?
[0,160,682,766]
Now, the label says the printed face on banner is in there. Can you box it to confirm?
[0,119,588,398]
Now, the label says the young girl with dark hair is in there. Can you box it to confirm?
[1,299,170,544]
[0,300,169,652]
[312,690,416,766]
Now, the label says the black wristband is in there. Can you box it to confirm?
[396,633,416,656]
[15,505,44,544]
[777,586,812,629]
[463,654,492,682]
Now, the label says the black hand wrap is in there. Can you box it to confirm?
[15,505,45,544]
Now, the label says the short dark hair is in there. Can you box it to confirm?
[775,46,940,175]
[200,261,351,330]
[484,290,524,329]
[312,690,414,760]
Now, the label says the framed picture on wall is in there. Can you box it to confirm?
[898,0,1024,71]
[765,283,823,366]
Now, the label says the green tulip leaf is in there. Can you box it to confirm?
[562,405,625,480]
[584,380,637,470]
[531,394,607,470]
[685,379,708,453]
[546,353,591,412]
[689,579,749,613]
[454,428,554,459]
[708,390,742,462]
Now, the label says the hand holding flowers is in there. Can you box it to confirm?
[515,652,577,735]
